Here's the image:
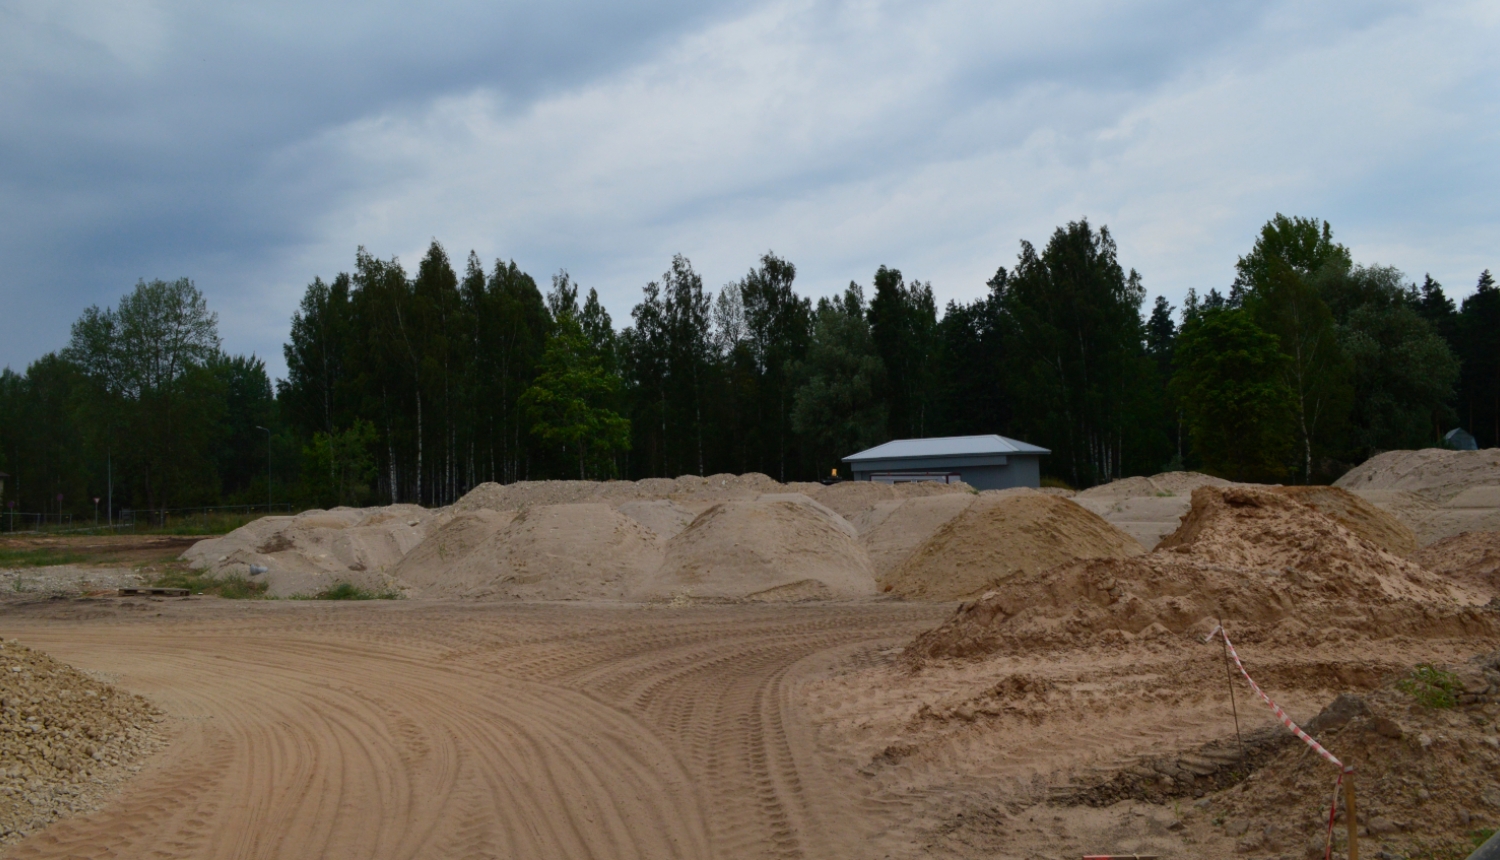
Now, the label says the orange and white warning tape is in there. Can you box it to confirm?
[1203,624,1351,860]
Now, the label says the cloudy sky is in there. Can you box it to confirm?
[3,0,1497,379]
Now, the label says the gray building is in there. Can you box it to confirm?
[841,434,1050,490]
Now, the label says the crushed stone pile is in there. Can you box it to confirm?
[1,640,163,849]
[183,504,435,597]
[908,486,1498,660]
[1335,449,1500,545]
[1074,471,1237,549]
[443,503,664,600]
[1413,531,1500,599]
[883,491,1143,601]
[633,494,877,602]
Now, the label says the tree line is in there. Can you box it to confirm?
[1,215,1496,518]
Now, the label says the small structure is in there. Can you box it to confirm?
[842,434,1050,491]
[1445,428,1479,451]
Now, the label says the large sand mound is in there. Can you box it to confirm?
[634,494,876,601]
[182,504,434,597]
[1074,471,1236,549]
[1334,448,1500,545]
[883,492,1143,601]
[809,479,971,521]
[443,503,663,600]
[392,509,515,595]
[909,485,1497,659]
[1335,448,1500,501]
[1412,530,1500,598]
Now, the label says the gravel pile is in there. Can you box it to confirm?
[0,640,163,848]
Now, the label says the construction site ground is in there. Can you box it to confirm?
[2,591,1496,860]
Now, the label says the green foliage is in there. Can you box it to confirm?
[868,266,938,439]
[303,581,400,600]
[995,220,1165,486]
[520,316,631,479]
[1396,663,1459,709]
[0,547,90,567]
[1232,213,1351,299]
[1171,307,1296,482]
[790,283,888,471]
[1244,258,1351,482]
[150,567,268,599]
[302,420,378,507]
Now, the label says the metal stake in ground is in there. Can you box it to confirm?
[1218,617,1245,762]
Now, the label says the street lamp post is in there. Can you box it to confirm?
[255,426,271,513]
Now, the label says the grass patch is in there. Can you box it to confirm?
[1041,476,1076,491]
[1474,829,1498,850]
[1397,663,1460,708]
[0,547,91,568]
[299,581,401,600]
[149,566,268,599]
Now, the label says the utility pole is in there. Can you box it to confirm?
[256,427,272,513]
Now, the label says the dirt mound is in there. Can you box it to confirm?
[909,486,1498,659]
[883,493,1143,601]
[391,509,515,595]
[1,640,162,849]
[1074,471,1237,550]
[1414,531,1500,598]
[443,503,663,600]
[182,505,434,597]
[1276,484,1417,556]
[854,493,977,580]
[1336,448,1500,502]
[634,494,876,601]
[1203,653,1500,859]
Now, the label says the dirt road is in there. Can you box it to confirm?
[2,599,946,860]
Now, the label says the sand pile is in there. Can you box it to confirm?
[450,473,792,513]
[852,493,977,580]
[1,640,162,848]
[1336,448,1500,500]
[1074,471,1236,549]
[633,493,876,601]
[391,509,514,595]
[1335,449,1500,545]
[908,486,1498,659]
[183,505,434,597]
[882,492,1143,601]
[615,499,702,541]
[442,503,663,600]
[1413,531,1500,598]
[1276,484,1417,556]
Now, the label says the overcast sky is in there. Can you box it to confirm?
[3,0,1497,379]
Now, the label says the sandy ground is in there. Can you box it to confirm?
[2,594,1495,860]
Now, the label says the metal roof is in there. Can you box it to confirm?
[843,434,1050,462]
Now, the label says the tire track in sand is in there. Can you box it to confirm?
[4,602,945,860]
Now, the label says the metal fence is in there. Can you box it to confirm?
[2,503,295,534]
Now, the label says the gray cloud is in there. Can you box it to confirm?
[2,0,1496,378]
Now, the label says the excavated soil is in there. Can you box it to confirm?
[1275,484,1418,556]
[634,494,877,601]
[1414,531,1500,599]
[908,486,1497,660]
[881,492,1143,601]
[1,640,162,851]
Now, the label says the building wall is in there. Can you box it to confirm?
[849,455,1041,490]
